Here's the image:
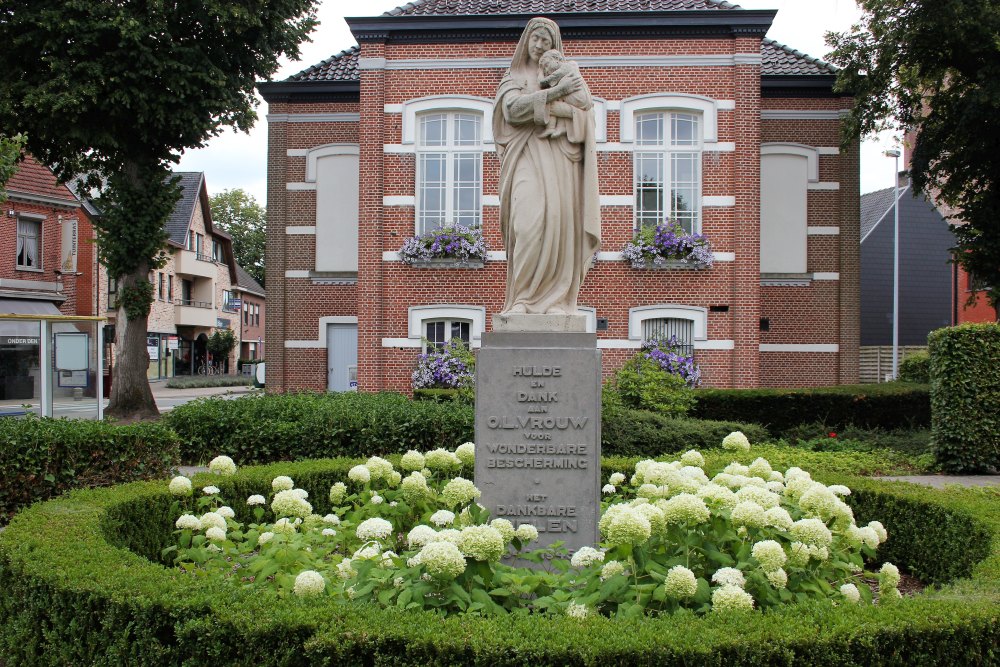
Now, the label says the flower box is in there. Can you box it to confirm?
[629,258,710,270]
[409,258,485,269]
[622,223,714,270]
[399,224,489,267]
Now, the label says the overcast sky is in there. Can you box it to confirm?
[176,0,900,204]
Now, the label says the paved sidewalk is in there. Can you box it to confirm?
[148,382,259,412]
[875,475,1000,489]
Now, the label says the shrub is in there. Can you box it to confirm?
[165,392,769,464]
[412,388,474,404]
[898,351,930,383]
[602,407,768,457]
[0,416,179,522]
[164,375,253,389]
[615,355,695,416]
[692,384,930,435]
[929,323,1000,472]
[411,339,475,390]
[164,447,895,617]
[1,457,997,665]
[164,392,474,465]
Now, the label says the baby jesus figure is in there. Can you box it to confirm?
[538,49,593,139]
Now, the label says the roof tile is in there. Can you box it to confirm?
[385,0,740,15]
[286,36,834,82]
[6,155,79,203]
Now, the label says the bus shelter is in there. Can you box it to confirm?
[0,313,105,419]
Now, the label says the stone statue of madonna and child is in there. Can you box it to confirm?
[493,17,601,320]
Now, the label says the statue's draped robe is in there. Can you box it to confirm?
[493,20,601,315]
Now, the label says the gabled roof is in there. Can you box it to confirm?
[384,0,739,15]
[861,184,909,243]
[165,172,205,246]
[234,264,265,296]
[286,37,832,83]
[5,155,80,206]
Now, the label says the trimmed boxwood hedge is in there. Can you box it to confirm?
[929,323,1000,472]
[0,416,179,523]
[1,455,997,666]
[164,392,769,463]
[692,384,931,435]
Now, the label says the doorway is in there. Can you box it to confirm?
[326,323,358,392]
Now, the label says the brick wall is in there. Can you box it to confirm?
[265,32,860,393]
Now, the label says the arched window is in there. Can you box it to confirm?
[416,111,483,232]
[633,111,702,234]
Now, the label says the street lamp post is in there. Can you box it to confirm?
[885,148,901,380]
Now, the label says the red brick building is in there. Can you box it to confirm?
[1,154,96,318]
[260,0,860,393]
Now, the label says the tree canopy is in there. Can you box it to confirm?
[210,189,266,287]
[0,0,317,417]
[827,0,1000,311]
[0,134,25,202]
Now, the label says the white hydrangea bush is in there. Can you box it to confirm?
[166,435,899,616]
[573,433,895,616]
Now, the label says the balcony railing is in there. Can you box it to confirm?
[174,298,212,309]
[196,252,216,263]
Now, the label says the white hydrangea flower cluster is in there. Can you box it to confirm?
[458,525,505,562]
[208,455,237,476]
[722,431,751,452]
[663,565,698,599]
[455,442,476,467]
[168,476,192,496]
[293,570,325,597]
[416,541,467,579]
[571,546,606,568]
[356,517,393,541]
[271,489,313,518]
[440,477,481,508]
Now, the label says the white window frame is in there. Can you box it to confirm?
[415,110,484,232]
[423,319,472,353]
[619,93,720,144]
[632,110,703,234]
[628,305,707,342]
[15,215,43,271]
[400,95,494,146]
[407,305,486,349]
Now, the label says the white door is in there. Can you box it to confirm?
[326,323,358,392]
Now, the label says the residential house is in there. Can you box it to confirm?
[859,179,954,380]
[1,155,97,400]
[860,178,955,345]
[230,264,266,361]
[259,0,860,393]
[99,172,251,379]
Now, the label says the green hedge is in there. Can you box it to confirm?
[1,456,997,666]
[165,392,768,464]
[899,351,931,384]
[692,384,930,435]
[0,416,179,523]
[929,323,1000,473]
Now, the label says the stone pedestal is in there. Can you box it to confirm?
[474,330,601,557]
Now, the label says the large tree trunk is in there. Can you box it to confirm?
[106,265,159,420]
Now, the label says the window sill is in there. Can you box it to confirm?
[760,273,812,287]
[629,259,710,270]
[406,258,485,269]
[15,266,44,273]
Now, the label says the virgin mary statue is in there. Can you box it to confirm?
[493,17,601,316]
